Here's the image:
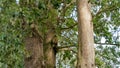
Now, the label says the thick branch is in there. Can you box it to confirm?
[30,24,43,40]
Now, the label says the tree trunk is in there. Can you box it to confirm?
[76,0,95,68]
[43,31,57,68]
[24,29,56,68]
[44,44,56,68]
[24,36,44,68]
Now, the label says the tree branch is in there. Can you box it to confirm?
[65,0,76,9]
[57,45,76,49]
[57,0,76,25]
[61,23,77,30]
[95,43,118,46]
[57,45,77,53]
[56,43,119,54]
[93,5,119,18]
[30,24,43,40]
[57,43,119,50]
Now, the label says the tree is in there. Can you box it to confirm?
[76,0,95,68]
[19,0,57,68]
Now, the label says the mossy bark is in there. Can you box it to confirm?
[24,36,44,68]
[24,33,57,68]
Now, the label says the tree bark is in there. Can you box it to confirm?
[24,29,56,68]
[24,36,44,68]
[43,31,57,68]
[44,44,56,68]
[76,0,95,68]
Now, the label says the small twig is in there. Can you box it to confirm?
[65,0,76,9]
[95,43,118,46]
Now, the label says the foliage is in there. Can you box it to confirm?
[92,0,120,67]
[0,0,120,68]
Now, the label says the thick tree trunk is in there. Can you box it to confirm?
[24,36,44,68]
[76,0,95,68]
[24,29,56,68]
